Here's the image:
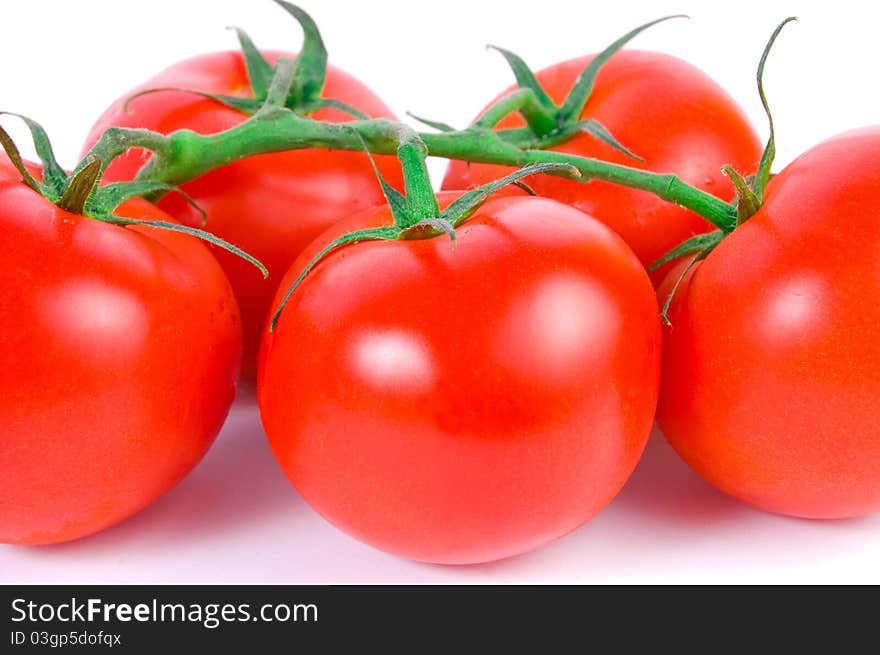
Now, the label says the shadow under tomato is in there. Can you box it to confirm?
[31,381,306,554]
[431,427,755,579]
[458,428,880,582]
[610,426,750,524]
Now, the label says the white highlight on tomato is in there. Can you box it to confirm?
[44,280,149,362]
[757,273,828,346]
[497,272,621,387]
[351,329,436,394]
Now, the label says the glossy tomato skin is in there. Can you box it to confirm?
[258,193,661,563]
[0,157,241,545]
[84,51,404,377]
[443,50,762,277]
[658,128,880,519]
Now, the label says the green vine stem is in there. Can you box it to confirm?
[82,111,737,231]
[73,6,737,233]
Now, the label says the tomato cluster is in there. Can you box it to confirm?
[2,5,878,564]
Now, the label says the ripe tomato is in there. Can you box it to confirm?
[258,193,661,563]
[0,155,241,545]
[443,50,762,277]
[84,51,403,376]
[657,128,880,519]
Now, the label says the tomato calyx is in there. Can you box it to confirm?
[0,113,267,277]
[410,15,686,160]
[122,2,365,122]
[268,126,578,331]
[650,17,797,323]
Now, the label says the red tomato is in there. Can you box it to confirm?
[0,156,241,545]
[658,128,880,519]
[443,50,762,277]
[258,193,661,563]
[84,51,403,377]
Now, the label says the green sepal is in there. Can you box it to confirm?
[303,98,369,120]
[269,226,399,331]
[574,119,642,161]
[752,17,798,201]
[721,165,761,226]
[275,1,328,106]
[262,58,298,108]
[57,158,102,215]
[442,162,579,228]
[406,112,456,133]
[90,181,208,226]
[487,45,556,111]
[486,46,558,135]
[651,230,723,325]
[659,252,705,325]
[96,214,268,279]
[228,26,275,97]
[0,122,47,196]
[351,130,409,226]
[124,87,264,116]
[557,15,686,124]
[379,177,410,227]
[0,112,67,195]
[648,229,723,273]
[379,175,409,226]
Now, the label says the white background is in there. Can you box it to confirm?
[2,0,879,583]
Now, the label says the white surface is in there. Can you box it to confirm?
[4,385,880,584]
[2,0,880,583]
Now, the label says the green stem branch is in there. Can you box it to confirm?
[79,127,173,179]
[396,126,439,225]
[473,87,551,133]
[95,111,735,232]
